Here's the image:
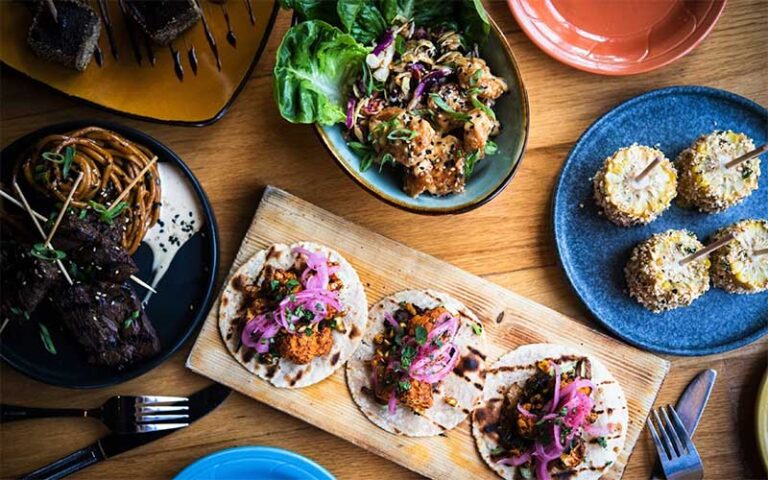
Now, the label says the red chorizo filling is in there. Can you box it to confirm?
[239,247,345,365]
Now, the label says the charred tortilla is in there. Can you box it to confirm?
[346,290,488,437]
[219,242,368,388]
[472,344,628,480]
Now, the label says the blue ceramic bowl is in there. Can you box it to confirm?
[554,86,768,356]
[174,446,335,480]
[316,18,529,215]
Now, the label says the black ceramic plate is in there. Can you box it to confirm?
[0,120,219,388]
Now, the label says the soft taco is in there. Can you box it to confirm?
[346,290,487,437]
[472,344,628,480]
[219,242,368,388]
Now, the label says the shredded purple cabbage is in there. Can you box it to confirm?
[345,97,357,129]
[372,29,394,56]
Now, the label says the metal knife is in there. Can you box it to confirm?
[650,369,717,480]
[20,383,231,480]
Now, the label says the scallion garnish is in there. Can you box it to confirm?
[471,322,483,335]
[429,94,471,122]
[415,325,428,345]
[30,243,66,262]
[39,323,57,355]
[485,140,498,156]
[88,200,128,225]
[464,150,481,179]
[62,146,75,179]
[471,95,496,121]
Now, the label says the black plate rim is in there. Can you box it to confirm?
[0,119,220,388]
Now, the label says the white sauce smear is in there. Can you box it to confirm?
[142,163,204,304]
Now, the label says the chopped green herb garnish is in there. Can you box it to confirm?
[395,35,406,55]
[78,208,87,219]
[490,446,505,456]
[485,140,498,156]
[387,128,417,142]
[401,344,417,368]
[469,68,483,86]
[305,327,313,337]
[379,153,396,172]
[519,467,533,479]
[398,380,411,392]
[270,279,280,291]
[415,325,428,345]
[471,322,483,335]
[429,94,472,122]
[39,323,56,355]
[286,279,300,290]
[30,243,66,262]
[471,95,496,120]
[42,151,65,164]
[742,166,753,179]
[597,436,608,448]
[62,147,75,179]
[464,150,480,179]
[88,201,128,225]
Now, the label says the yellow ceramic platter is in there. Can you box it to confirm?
[758,366,768,472]
[0,1,278,125]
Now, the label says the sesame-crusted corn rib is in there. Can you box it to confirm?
[710,219,768,294]
[625,229,710,313]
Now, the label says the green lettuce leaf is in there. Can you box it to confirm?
[413,0,489,45]
[278,0,340,25]
[274,21,369,124]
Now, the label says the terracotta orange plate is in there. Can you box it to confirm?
[507,0,726,75]
[0,1,278,125]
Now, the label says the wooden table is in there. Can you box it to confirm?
[1,1,766,478]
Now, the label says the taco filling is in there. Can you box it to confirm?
[492,360,614,480]
[239,247,346,365]
[369,304,461,413]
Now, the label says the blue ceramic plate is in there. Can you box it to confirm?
[316,17,529,215]
[174,447,335,480]
[554,86,768,356]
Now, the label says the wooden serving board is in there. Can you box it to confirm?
[186,186,670,480]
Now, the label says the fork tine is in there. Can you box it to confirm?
[136,405,189,414]
[136,414,189,422]
[660,405,686,455]
[646,416,668,461]
[652,408,674,460]
[137,395,188,404]
[135,422,188,433]
[668,405,692,450]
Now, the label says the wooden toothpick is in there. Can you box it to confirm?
[679,233,735,266]
[634,156,662,183]
[45,171,84,245]
[12,182,73,285]
[8,183,155,293]
[0,188,47,222]
[725,144,768,169]
[106,156,158,213]
[45,0,58,22]
[754,248,768,257]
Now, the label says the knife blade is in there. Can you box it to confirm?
[20,383,231,480]
[650,369,716,480]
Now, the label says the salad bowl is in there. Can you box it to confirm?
[314,16,530,215]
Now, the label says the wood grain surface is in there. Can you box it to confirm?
[1,1,767,479]
[187,186,669,480]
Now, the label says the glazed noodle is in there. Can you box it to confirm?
[14,126,161,254]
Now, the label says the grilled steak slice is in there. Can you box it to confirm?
[51,281,160,368]
[1,241,60,322]
[125,0,202,45]
[55,213,137,283]
[27,0,101,71]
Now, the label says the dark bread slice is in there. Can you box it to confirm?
[27,0,101,71]
[125,0,202,45]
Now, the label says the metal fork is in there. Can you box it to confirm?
[1,395,190,433]
[646,405,704,480]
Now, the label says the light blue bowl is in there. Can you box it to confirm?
[316,18,529,215]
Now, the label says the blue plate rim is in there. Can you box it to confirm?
[552,85,768,356]
[173,446,335,480]
[0,119,220,387]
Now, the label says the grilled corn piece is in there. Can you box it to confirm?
[710,219,768,294]
[593,145,677,227]
[676,130,760,212]
[625,229,710,312]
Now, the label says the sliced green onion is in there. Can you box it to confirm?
[30,243,66,262]
[471,95,496,121]
[39,323,57,355]
[62,146,75,179]
[429,94,471,122]
[485,140,498,156]
[469,68,483,86]
[379,153,395,172]
[88,200,128,225]
[387,128,416,141]
[42,152,65,164]
[464,150,481,179]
